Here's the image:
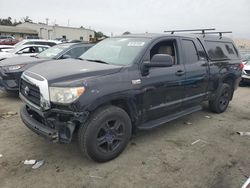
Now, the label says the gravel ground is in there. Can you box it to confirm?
[0,86,249,188]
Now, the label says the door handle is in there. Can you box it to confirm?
[175,70,185,76]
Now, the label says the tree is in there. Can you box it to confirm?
[21,16,32,23]
[13,19,22,26]
[123,31,131,35]
[95,31,104,38]
[0,17,13,26]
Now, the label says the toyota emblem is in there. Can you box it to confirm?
[24,86,30,96]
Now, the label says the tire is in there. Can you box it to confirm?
[78,105,132,162]
[239,80,245,87]
[209,83,232,113]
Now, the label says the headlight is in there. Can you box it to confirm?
[7,64,25,71]
[49,87,85,104]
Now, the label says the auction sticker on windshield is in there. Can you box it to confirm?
[128,42,145,47]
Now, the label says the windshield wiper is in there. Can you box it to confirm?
[76,57,84,60]
[85,59,109,64]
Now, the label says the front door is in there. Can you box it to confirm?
[140,38,186,123]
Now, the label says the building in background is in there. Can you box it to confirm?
[0,25,38,39]
[16,22,94,42]
[234,38,250,52]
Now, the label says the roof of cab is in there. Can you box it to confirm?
[55,42,95,48]
[116,33,234,42]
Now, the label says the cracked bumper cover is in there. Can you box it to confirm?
[0,70,21,91]
[20,104,89,143]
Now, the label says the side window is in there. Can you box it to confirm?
[37,47,47,53]
[182,39,199,64]
[204,41,239,60]
[18,47,36,54]
[205,41,228,60]
[18,47,30,54]
[63,47,87,58]
[224,43,238,59]
[150,40,177,64]
[30,47,37,53]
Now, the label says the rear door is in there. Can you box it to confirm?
[181,38,209,108]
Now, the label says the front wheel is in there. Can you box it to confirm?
[78,105,132,162]
[209,83,232,113]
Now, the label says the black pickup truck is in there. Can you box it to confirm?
[19,32,242,162]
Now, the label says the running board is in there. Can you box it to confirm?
[138,105,202,130]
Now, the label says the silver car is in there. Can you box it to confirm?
[241,60,250,84]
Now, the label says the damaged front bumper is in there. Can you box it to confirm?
[20,104,89,143]
[0,68,22,92]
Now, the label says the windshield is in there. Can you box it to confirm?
[79,37,150,66]
[37,44,70,59]
[5,40,27,53]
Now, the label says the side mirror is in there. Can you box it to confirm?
[144,54,173,68]
[61,54,72,59]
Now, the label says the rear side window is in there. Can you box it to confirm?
[205,41,239,60]
[182,39,199,64]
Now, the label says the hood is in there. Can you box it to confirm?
[0,56,47,66]
[244,64,250,70]
[0,51,15,59]
[25,59,123,84]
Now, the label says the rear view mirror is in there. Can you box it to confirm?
[145,54,173,68]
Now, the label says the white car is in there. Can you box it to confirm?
[241,60,250,84]
[0,45,14,52]
[0,39,61,54]
[14,39,61,48]
[0,44,49,60]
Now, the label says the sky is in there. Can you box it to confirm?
[0,0,250,38]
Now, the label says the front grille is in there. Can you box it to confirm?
[245,70,250,75]
[20,79,40,107]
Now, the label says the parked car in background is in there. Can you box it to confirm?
[55,38,68,43]
[0,39,61,55]
[241,53,250,64]
[0,44,49,61]
[19,32,242,162]
[0,45,14,52]
[0,42,94,92]
[0,36,19,45]
[14,39,61,48]
[241,60,250,84]
[0,36,14,39]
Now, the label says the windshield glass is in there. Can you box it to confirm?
[5,40,26,53]
[79,37,150,66]
[37,44,70,59]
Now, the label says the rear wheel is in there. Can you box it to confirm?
[78,105,132,162]
[209,83,232,113]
